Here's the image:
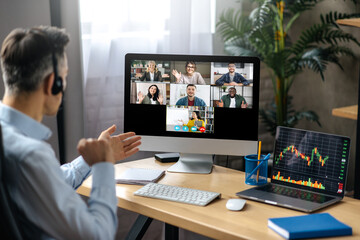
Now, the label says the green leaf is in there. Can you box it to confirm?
[320,11,360,28]
[286,0,319,15]
[260,96,321,135]
[285,12,300,33]
[216,9,252,42]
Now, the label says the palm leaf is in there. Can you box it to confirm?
[265,50,292,78]
[249,0,274,27]
[260,97,321,135]
[320,11,360,28]
[216,9,252,42]
[291,23,360,56]
[224,39,262,58]
[296,48,328,80]
[285,0,319,15]
[248,26,275,57]
[287,110,321,127]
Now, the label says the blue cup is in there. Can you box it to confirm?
[245,154,270,185]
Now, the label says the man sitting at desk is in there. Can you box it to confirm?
[218,87,248,108]
[176,84,206,107]
[215,63,249,86]
[0,26,141,239]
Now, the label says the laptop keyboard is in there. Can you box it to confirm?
[259,184,334,204]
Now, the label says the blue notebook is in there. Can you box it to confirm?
[268,213,352,239]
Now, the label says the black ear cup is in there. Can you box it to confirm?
[51,76,63,95]
[51,52,63,95]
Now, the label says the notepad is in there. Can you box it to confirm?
[268,213,352,239]
[116,168,165,185]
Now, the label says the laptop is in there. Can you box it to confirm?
[237,126,350,212]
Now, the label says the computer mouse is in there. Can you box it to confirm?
[226,199,246,211]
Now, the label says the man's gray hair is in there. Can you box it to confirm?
[0,26,69,95]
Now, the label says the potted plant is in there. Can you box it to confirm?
[217,0,360,134]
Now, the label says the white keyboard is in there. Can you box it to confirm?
[134,183,221,206]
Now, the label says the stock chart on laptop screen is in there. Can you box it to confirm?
[272,127,350,196]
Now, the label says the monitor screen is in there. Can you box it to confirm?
[124,54,260,172]
[272,127,350,197]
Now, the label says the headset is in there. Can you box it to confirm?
[29,28,63,95]
[51,51,63,95]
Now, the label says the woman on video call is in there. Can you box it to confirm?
[138,60,162,82]
[180,111,205,132]
[138,84,163,105]
[172,61,205,85]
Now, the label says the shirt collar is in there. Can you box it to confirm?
[0,102,52,140]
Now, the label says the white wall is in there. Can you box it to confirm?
[0,0,84,163]
[59,0,85,162]
[0,0,60,158]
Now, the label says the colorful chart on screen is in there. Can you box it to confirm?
[272,127,349,195]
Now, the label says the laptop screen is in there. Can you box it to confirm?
[272,127,350,197]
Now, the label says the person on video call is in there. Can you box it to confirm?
[175,84,206,106]
[0,26,142,239]
[138,84,163,105]
[218,87,248,108]
[138,60,162,82]
[172,61,206,85]
[179,111,205,132]
[215,63,249,86]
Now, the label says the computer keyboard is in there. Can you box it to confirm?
[134,183,221,206]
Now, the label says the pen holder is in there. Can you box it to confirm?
[245,154,269,185]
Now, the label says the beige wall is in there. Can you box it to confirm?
[289,1,360,191]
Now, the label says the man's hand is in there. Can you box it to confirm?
[172,69,181,83]
[241,101,248,108]
[138,91,145,103]
[98,125,141,162]
[158,94,163,105]
[217,100,224,107]
[77,136,114,166]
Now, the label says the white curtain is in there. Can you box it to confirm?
[79,0,214,137]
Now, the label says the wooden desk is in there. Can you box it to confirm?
[77,158,360,240]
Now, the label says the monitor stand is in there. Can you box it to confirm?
[166,153,213,174]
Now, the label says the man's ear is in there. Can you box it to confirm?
[43,73,55,95]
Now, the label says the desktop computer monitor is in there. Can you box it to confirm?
[124,54,260,173]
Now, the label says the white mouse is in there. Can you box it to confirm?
[226,199,246,211]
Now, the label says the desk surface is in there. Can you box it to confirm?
[77,158,360,240]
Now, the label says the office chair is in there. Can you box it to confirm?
[0,124,23,239]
